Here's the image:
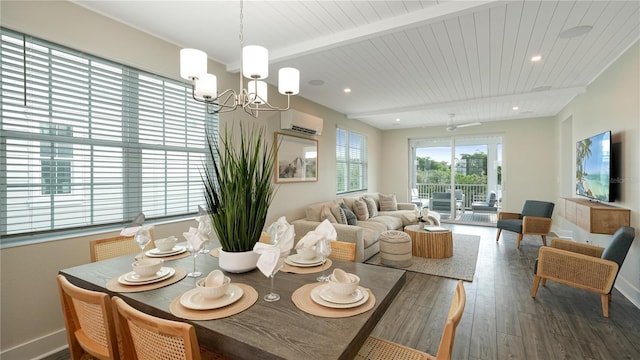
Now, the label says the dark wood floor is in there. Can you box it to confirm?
[44,224,640,360]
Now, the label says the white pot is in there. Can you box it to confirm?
[218,249,260,273]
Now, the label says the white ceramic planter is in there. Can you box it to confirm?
[218,249,260,273]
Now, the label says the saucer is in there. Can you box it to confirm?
[286,254,323,267]
[318,285,365,304]
[118,267,175,285]
[146,245,186,257]
[310,285,369,309]
[180,284,244,310]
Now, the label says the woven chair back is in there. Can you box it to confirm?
[329,241,357,262]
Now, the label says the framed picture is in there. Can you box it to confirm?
[274,132,318,183]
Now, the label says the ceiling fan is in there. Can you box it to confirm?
[445,114,481,132]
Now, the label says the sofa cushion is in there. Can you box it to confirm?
[305,199,343,222]
[358,225,383,248]
[331,205,347,224]
[379,193,398,211]
[353,199,370,220]
[366,215,403,230]
[378,210,418,226]
[363,196,378,218]
[321,205,338,223]
[340,203,358,225]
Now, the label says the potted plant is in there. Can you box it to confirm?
[203,124,277,272]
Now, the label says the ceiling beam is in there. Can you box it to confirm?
[227,0,503,72]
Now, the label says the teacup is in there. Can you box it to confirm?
[132,258,163,277]
[155,236,178,251]
[297,247,317,260]
[328,272,360,298]
[196,276,230,300]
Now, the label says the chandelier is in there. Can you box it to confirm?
[179,0,299,117]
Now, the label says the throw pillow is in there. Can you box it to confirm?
[331,205,348,224]
[339,203,358,225]
[321,205,338,223]
[353,199,370,221]
[363,196,378,218]
[379,193,398,211]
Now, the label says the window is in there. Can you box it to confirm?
[0,28,217,243]
[336,128,367,193]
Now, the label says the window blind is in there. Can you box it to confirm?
[336,128,367,194]
[0,28,217,242]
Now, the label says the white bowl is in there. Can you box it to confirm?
[196,276,230,300]
[328,273,360,298]
[297,247,317,260]
[132,258,164,277]
[155,236,178,251]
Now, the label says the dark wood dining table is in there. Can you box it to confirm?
[60,249,406,360]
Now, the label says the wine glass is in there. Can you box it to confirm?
[264,257,284,302]
[134,228,151,260]
[187,241,204,278]
[316,239,332,282]
[197,219,212,254]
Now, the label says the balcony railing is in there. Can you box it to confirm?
[415,183,490,210]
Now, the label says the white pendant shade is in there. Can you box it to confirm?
[180,48,207,80]
[278,67,300,95]
[248,80,268,104]
[195,73,217,99]
[242,45,268,79]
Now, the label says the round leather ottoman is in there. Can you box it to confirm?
[379,230,412,268]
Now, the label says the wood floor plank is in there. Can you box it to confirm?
[496,332,526,360]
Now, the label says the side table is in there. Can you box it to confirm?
[404,225,453,258]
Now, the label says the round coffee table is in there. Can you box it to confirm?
[403,225,453,258]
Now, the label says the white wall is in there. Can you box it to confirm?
[554,41,640,307]
[0,1,381,358]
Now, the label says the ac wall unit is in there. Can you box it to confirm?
[280,109,323,136]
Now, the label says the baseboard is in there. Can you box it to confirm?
[615,275,640,310]
[0,328,67,360]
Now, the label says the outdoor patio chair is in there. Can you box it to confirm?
[471,191,497,213]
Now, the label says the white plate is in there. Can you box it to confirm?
[180,284,244,310]
[310,285,369,309]
[146,245,186,257]
[118,267,175,285]
[285,254,323,267]
[318,286,365,304]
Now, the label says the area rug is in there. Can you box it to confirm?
[365,233,480,282]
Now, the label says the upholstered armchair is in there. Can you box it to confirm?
[496,200,554,248]
[531,226,635,317]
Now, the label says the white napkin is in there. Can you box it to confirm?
[253,243,282,277]
[195,205,213,237]
[183,227,206,252]
[295,219,337,249]
[266,216,295,256]
[120,212,147,236]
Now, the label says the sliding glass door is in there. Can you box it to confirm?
[410,135,502,225]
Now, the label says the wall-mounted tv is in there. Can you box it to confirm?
[575,130,613,202]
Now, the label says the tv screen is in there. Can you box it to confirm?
[576,130,612,202]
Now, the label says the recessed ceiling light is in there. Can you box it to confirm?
[343,88,351,93]
[308,79,325,86]
[512,106,519,111]
[531,55,542,62]
[395,118,400,122]
[559,25,593,39]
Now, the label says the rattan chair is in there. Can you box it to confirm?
[496,200,554,248]
[90,234,155,262]
[356,280,466,360]
[57,275,120,360]
[113,296,226,360]
[329,241,357,262]
[532,226,635,317]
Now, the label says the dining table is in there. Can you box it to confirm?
[59,245,406,360]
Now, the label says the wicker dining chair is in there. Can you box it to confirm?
[111,296,228,360]
[356,280,466,360]
[57,275,120,360]
[329,241,357,262]
[90,232,155,262]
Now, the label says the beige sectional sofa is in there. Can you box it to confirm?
[291,193,418,262]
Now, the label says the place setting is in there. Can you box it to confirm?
[170,270,258,321]
[144,236,190,260]
[106,258,187,293]
[282,220,334,275]
[292,268,375,318]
